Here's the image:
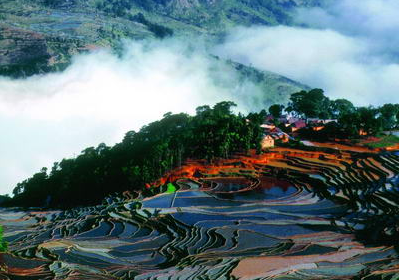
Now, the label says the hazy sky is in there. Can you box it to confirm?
[1,0,399,195]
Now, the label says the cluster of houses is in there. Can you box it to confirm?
[260,115,337,149]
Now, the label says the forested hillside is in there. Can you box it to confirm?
[6,101,267,208]
[6,89,399,209]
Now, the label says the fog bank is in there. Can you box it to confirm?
[0,39,259,194]
[214,0,399,106]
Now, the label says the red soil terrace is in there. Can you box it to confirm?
[149,145,359,189]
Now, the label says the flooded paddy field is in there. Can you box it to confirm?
[1,148,399,279]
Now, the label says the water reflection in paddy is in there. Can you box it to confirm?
[209,176,299,202]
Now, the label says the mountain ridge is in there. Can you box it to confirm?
[0,0,319,99]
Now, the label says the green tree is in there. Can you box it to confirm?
[10,97,395,209]
[379,103,399,131]
[286,89,331,119]
[339,110,361,138]
[396,104,399,126]
[329,99,355,118]
[357,106,383,136]
[338,107,382,137]
[7,101,261,209]
[268,104,285,118]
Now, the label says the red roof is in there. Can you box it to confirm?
[293,120,306,129]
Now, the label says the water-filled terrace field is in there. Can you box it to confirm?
[1,147,399,279]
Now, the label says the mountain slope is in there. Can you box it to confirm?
[227,60,309,106]
[0,0,315,104]
[0,0,323,75]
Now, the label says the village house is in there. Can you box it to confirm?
[265,114,308,133]
[277,115,290,124]
[260,123,276,130]
[261,134,275,149]
[359,129,368,136]
[260,127,290,150]
[312,125,325,131]
[270,131,290,142]
[306,118,338,131]
[307,118,338,125]
[288,119,306,132]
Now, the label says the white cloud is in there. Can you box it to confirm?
[215,26,362,80]
[214,0,399,106]
[4,0,399,195]
[296,0,399,38]
[0,39,260,195]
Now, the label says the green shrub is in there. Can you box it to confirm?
[365,135,399,149]
[0,225,7,252]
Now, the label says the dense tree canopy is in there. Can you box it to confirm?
[287,89,398,138]
[4,91,399,209]
[379,103,399,131]
[286,89,331,119]
[330,99,355,118]
[6,101,265,209]
[268,104,284,118]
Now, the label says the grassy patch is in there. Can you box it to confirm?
[166,183,176,194]
[365,135,399,149]
[0,225,7,252]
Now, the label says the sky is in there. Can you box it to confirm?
[1,0,399,195]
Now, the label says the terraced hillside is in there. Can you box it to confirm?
[0,0,315,103]
[0,0,320,75]
[1,146,399,279]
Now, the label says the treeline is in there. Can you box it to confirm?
[5,90,398,209]
[5,102,265,209]
[129,13,173,38]
[271,88,399,138]
[43,0,76,8]
[94,0,174,38]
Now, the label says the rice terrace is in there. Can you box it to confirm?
[1,0,399,279]
[1,142,399,279]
